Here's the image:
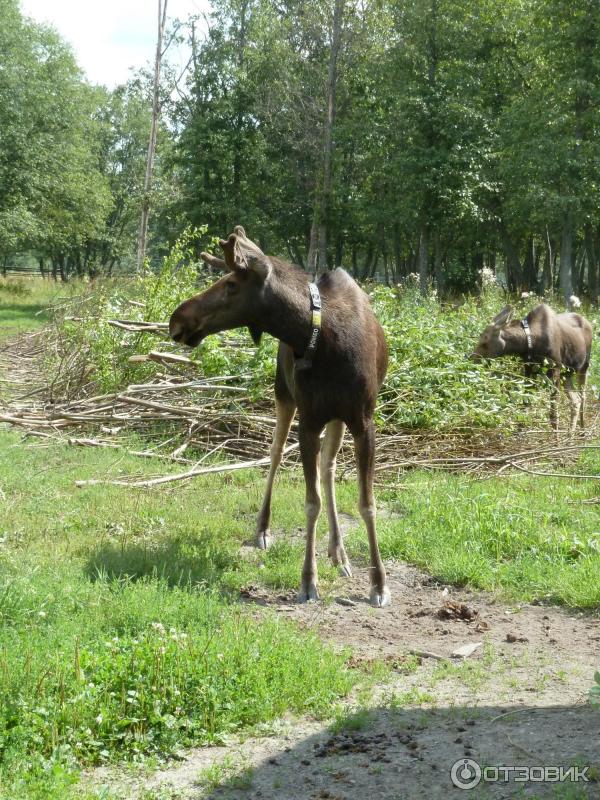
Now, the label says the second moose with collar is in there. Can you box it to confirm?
[471,303,592,433]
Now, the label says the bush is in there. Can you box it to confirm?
[50,235,599,431]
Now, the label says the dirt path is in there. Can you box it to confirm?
[88,557,600,799]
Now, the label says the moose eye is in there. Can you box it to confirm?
[225,279,238,294]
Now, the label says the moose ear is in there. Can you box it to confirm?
[246,253,271,281]
[200,252,228,272]
[492,305,514,327]
[248,325,262,345]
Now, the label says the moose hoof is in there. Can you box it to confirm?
[328,546,352,577]
[255,530,272,550]
[338,561,353,578]
[370,586,391,608]
[298,583,319,603]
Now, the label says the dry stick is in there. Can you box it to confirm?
[107,319,169,333]
[508,461,600,480]
[75,442,300,488]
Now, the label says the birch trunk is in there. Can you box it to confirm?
[308,0,344,274]
[136,0,168,273]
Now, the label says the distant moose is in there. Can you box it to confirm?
[471,303,593,432]
[169,227,390,607]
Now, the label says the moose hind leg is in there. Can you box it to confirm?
[564,373,581,435]
[548,366,560,433]
[322,420,352,577]
[577,369,587,429]
[255,398,296,549]
[298,424,322,602]
[353,421,390,608]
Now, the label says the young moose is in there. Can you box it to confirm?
[471,303,592,432]
[169,227,390,607]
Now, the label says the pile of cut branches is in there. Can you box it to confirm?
[2,319,599,489]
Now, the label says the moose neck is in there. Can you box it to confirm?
[257,261,314,355]
[503,321,529,358]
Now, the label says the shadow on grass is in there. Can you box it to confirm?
[84,531,240,590]
[177,703,599,800]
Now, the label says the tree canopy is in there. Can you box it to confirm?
[2,0,600,300]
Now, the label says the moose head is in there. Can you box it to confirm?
[470,305,515,360]
[169,227,271,348]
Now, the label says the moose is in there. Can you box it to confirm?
[471,303,593,432]
[169,227,390,607]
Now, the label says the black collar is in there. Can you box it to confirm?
[521,318,533,360]
[295,282,321,371]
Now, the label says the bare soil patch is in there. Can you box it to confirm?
[88,557,600,800]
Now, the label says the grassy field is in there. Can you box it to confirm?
[0,277,65,337]
[1,278,599,798]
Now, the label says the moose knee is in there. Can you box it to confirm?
[359,503,376,523]
[305,498,321,520]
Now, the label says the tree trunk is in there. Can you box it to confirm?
[136,0,168,273]
[361,244,374,280]
[541,227,554,295]
[418,223,429,295]
[433,232,443,295]
[500,225,522,292]
[522,235,536,291]
[309,0,344,274]
[232,0,248,221]
[574,244,586,297]
[351,246,358,278]
[585,223,598,306]
[559,212,573,304]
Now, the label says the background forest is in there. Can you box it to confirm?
[2,0,600,301]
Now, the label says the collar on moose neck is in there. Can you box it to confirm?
[294,282,321,371]
[521,317,533,360]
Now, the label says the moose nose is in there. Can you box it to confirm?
[169,315,185,343]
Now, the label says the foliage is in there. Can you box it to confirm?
[54,242,599,432]
[166,0,600,298]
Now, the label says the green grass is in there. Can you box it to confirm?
[1,275,599,797]
[359,456,600,608]
[0,427,355,798]
[0,277,65,336]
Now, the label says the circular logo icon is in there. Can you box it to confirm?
[450,758,482,789]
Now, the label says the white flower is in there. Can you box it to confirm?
[96,714,103,725]
[479,267,497,288]
[569,294,582,309]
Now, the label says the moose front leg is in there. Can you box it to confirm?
[255,398,296,549]
[298,423,322,602]
[322,420,352,577]
[353,421,390,608]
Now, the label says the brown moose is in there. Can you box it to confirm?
[471,303,593,432]
[169,227,390,607]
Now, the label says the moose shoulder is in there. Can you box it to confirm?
[471,303,593,432]
[169,227,390,607]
